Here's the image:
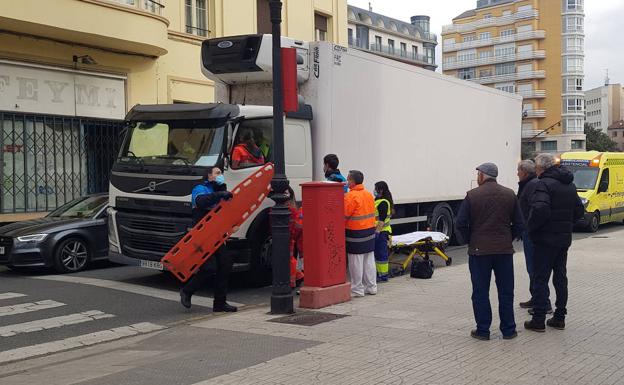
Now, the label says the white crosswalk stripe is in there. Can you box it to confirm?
[0,300,65,317]
[0,322,166,364]
[0,310,114,337]
[0,292,27,301]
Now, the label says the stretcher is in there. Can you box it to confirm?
[161,164,274,282]
[388,231,452,277]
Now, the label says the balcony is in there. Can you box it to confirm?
[349,40,436,68]
[522,130,545,139]
[443,9,539,34]
[0,0,169,57]
[444,50,545,70]
[523,110,547,119]
[469,70,545,84]
[517,90,546,99]
[443,30,546,52]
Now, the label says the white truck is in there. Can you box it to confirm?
[108,34,522,284]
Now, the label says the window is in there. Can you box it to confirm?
[565,118,584,132]
[443,38,456,46]
[425,47,435,64]
[479,32,492,40]
[502,10,512,16]
[500,29,515,38]
[522,122,535,131]
[412,45,419,58]
[564,16,583,32]
[186,0,209,36]
[231,119,273,169]
[479,50,493,59]
[388,39,395,54]
[483,13,492,19]
[348,28,353,45]
[315,13,329,41]
[495,82,515,93]
[517,4,533,12]
[565,98,584,112]
[458,68,476,80]
[517,83,533,92]
[494,43,515,57]
[613,131,618,138]
[571,140,585,150]
[523,103,534,112]
[496,62,516,75]
[567,0,583,11]
[565,37,583,52]
[517,24,533,33]
[375,35,382,50]
[565,57,584,73]
[400,43,407,57]
[518,63,533,73]
[599,168,610,192]
[479,69,493,77]
[541,141,557,151]
[518,44,533,53]
[463,34,476,42]
[563,78,583,92]
[457,49,477,61]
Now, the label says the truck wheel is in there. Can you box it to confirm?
[430,204,454,241]
[248,226,272,287]
[587,212,600,233]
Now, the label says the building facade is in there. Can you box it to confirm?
[347,6,437,70]
[585,84,624,132]
[442,0,586,154]
[608,120,624,152]
[0,0,347,221]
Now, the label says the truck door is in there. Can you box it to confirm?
[596,168,611,223]
[612,167,624,222]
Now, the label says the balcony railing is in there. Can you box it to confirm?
[517,90,546,99]
[349,40,435,66]
[444,50,545,70]
[442,9,539,34]
[522,130,545,139]
[442,30,546,52]
[523,110,547,119]
[111,0,164,15]
[469,70,545,84]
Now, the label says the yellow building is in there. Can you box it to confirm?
[0,0,347,220]
[442,0,586,155]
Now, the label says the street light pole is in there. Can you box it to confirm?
[269,0,294,314]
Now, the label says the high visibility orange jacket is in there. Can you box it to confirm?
[344,184,376,254]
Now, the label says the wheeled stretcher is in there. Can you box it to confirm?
[388,232,453,276]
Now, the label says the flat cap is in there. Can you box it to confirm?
[476,162,498,178]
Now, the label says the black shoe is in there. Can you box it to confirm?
[519,300,533,309]
[470,330,490,341]
[503,331,518,340]
[528,307,553,315]
[213,302,238,313]
[547,317,565,330]
[180,289,192,309]
[524,320,546,333]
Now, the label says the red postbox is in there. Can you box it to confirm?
[299,182,351,308]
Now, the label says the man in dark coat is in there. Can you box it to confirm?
[456,162,524,341]
[524,154,584,332]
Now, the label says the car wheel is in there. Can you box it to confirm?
[587,212,600,233]
[53,238,90,273]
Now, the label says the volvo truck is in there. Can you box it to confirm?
[108,35,522,283]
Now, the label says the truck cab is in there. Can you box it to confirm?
[560,151,624,232]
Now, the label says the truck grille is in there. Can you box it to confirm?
[116,212,192,262]
[0,237,13,262]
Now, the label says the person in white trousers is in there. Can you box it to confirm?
[344,170,378,297]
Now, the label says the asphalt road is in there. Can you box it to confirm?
[0,222,621,368]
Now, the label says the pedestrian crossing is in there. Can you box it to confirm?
[0,292,166,365]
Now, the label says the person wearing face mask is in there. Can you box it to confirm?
[180,166,237,312]
[373,181,393,282]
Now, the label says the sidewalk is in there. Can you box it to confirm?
[191,228,624,385]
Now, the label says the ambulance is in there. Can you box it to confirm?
[560,151,624,232]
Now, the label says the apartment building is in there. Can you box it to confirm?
[0,0,347,220]
[347,5,437,70]
[585,83,624,132]
[442,0,586,154]
[608,120,624,152]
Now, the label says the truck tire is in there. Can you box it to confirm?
[587,211,600,233]
[248,224,273,287]
[430,204,454,242]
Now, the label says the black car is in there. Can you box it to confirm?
[0,194,109,273]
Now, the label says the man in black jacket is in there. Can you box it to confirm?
[180,166,237,312]
[525,154,584,332]
[455,163,524,341]
[517,160,551,312]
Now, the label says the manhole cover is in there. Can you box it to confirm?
[269,311,348,326]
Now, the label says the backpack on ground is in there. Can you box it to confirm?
[410,257,434,279]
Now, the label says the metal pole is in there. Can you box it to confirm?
[269,0,294,314]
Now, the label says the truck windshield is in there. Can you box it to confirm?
[567,166,600,191]
[119,121,224,167]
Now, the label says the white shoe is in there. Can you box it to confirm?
[365,289,377,295]
[351,292,365,298]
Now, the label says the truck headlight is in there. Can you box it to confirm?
[16,234,48,242]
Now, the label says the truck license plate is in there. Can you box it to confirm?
[139,260,163,270]
[0,247,4,255]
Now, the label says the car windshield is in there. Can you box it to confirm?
[118,121,225,167]
[567,166,600,190]
[48,196,108,219]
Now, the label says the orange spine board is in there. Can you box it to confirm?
[161,164,275,282]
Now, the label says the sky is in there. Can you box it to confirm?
[348,0,624,90]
